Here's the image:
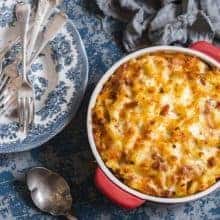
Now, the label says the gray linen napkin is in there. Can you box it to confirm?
[96,0,220,52]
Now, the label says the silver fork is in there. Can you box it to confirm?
[0,63,19,115]
[0,15,38,112]
[0,12,67,117]
[0,43,22,113]
[16,2,33,134]
[0,53,10,110]
[0,70,10,94]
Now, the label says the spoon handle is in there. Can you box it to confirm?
[29,12,67,65]
[66,213,78,220]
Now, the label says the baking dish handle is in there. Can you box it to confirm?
[190,41,220,62]
[94,168,145,209]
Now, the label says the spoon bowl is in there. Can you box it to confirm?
[27,167,77,220]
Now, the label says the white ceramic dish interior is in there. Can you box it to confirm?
[87,45,220,204]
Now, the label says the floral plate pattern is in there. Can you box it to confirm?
[0,0,88,153]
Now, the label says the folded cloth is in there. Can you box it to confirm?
[96,0,220,52]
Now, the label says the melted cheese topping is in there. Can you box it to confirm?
[92,52,220,197]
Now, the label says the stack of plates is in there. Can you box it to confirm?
[0,0,88,153]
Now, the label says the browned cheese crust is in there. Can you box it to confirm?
[92,52,220,197]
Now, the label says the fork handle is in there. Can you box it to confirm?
[22,19,30,83]
[16,3,31,84]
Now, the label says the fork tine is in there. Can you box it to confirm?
[0,78,11,106]
[0,75,10,93]
[0,96,15,115]
[0,94,5,106]
[0,93,7,104]
[23,98,30,134]
[0,62,3,75]
[2,93,12,105]
[0,64,4,76]
[0,71,6,82]
[18,97,24,127]
[28,97,34,124]
[0,93,12,109]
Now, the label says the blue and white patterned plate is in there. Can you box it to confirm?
[0,0,88,153]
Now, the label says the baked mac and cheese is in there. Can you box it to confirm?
[92,52,220,197]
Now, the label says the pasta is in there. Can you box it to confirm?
[92,52,220,197]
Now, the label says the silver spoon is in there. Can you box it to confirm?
[27,167,77,220]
